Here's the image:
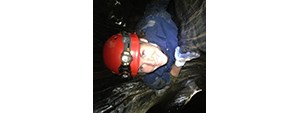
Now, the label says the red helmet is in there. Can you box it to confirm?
[103,32,140,78]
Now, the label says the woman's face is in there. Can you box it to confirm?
[138,43,168,73]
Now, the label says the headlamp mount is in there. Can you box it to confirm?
[118,32,133,78]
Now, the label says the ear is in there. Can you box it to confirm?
[139,38,148,43]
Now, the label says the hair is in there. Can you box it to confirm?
[136,29,146,39]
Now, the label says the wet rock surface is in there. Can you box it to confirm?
[94,53,205,113]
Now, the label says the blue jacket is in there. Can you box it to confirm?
[136,4,178,89]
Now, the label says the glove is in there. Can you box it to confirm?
[174,46,200,67]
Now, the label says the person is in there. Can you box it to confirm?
[103,0,203,90]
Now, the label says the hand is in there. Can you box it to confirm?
[174,46,200,67]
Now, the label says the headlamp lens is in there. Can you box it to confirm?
[122,55,128,62]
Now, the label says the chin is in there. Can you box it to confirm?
[161,60,167,66]
[162,55,168,65]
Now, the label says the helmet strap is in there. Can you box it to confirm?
[118,32,133,78]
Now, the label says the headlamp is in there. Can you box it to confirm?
[121,51,132,64]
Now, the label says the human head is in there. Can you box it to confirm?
[103,32,168,78]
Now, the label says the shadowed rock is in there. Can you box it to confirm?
[94,53,205,113]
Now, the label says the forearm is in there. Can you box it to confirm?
[170,64,182,77]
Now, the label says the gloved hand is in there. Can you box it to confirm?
[174,46,200,67]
